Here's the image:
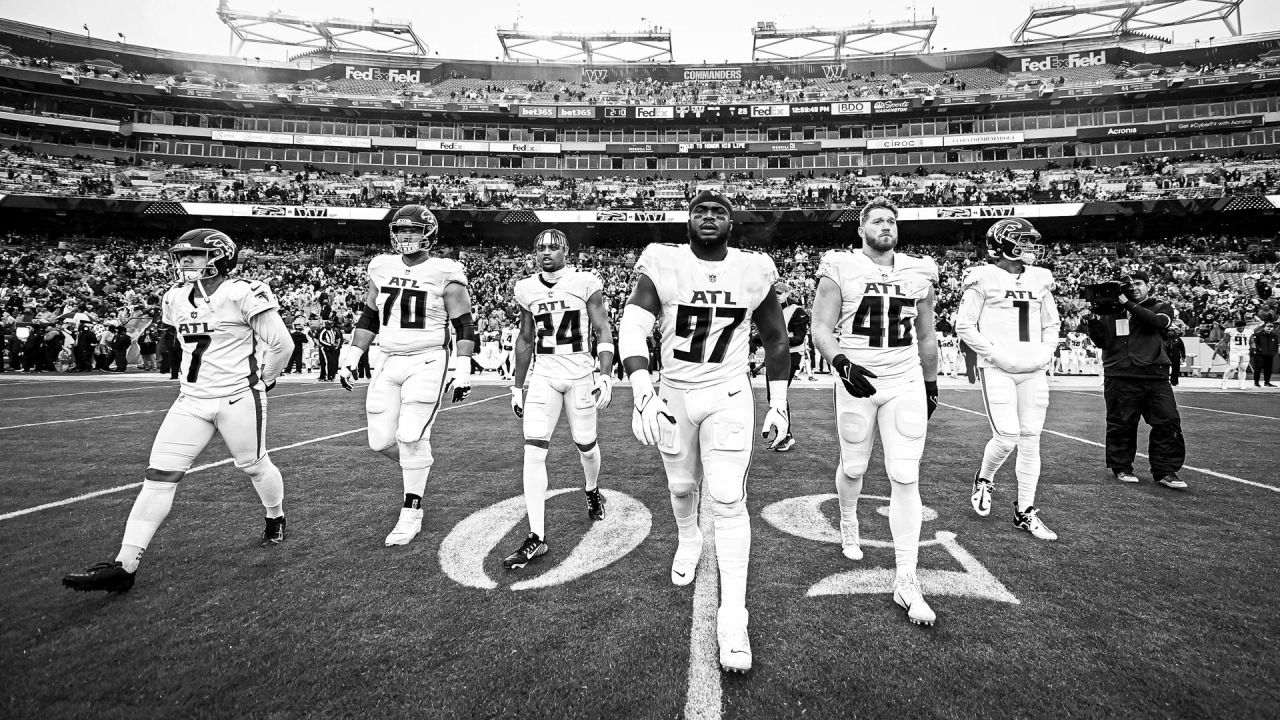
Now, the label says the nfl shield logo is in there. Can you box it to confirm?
[708,274,717,282]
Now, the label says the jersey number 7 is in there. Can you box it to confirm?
[672,305,747,363]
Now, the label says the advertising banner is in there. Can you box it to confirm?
[178,203,391,220]
[872,99,914,114]
[942,132,1025,147]
[416,139,491,152]
[746,141,822,153]
[489,141,562,154]
[516,106,557,118]
[604,143,681,154]
[634,106,675,120]
[557,106,597,119]
[866,136,944,150]
[830,101,873,115]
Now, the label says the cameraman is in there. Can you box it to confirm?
[1081,270,1187,491]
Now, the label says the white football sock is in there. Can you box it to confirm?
[242,455,284,519]
[671,489,700,539]
[1015,435,1041,512]
[712,499,750,614]
[835,467,863,523]
[981,436,1016,481]
[118,479,178,573]
[523,444,549,538]
[888,481,922,576]
[578,443,600,492]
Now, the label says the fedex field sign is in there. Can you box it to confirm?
[344,66,422,83]
[1017,51,1107,73]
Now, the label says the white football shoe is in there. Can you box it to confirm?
[384,507,423,547]
[717,607,752,673]
[1014,505,1058,541]
[839,516,863,561]
[671,529,703,587]
[893,572,936,626]
[971,474,993,517]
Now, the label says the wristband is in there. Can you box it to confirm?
[338,345,362,369]
[629,368,655,401]
[597,342,615,355]
[767,379,788,410]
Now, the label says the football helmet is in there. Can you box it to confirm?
[389,204,439,255]
[986,217,1045,265]
[169,228,237,283]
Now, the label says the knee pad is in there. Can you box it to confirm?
[524,443,549,467]
[705,471,747,505]
[709,496,748,520]
[667,477,698,499]
[398,439,434,470]
[837,410,872,478]
[990,434,1017,454]
[894,404,927,441]
[885,457,921,486]
[237,454,277,479]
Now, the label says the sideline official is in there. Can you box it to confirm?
[1082,270,1187,490]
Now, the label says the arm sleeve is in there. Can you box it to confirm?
[787,308,809,349]
[249,311,294,385]
[1124,299,1172,331]
[954,287,999,358]
[1040,291,1062,345]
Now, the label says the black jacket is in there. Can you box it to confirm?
[1085,297,1175,379]
[1253,326,1279,356]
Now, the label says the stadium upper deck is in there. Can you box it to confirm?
[0,17,1278,180]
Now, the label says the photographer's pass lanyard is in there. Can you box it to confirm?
[1115,318,1130,336]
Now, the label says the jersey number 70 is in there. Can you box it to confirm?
[672,305,747,363]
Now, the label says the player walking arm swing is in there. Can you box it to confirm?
[337,278,380,391]
[249,309,294,392]
[443,282,477,402]
[619,275,671,445]
[584,290,616,409]
[915,286,940,418]
[509,307,536,417]
[754,287,793,448]
[811,277,878,398]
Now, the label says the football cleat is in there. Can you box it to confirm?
[839,517,863,561]
[62,561,135,594]
[893,572,936,626]
[971,474,993,517]
[671,530,703,587]
[503,533,548,569]
[717,607,752,673]
[773,433,796,452]
[385,507,423,547]
[1114,470,1140,484]
[585,488,607,522]
[1013,505,1058,541]
[1156,472,1188,491]
[260,516,286,547]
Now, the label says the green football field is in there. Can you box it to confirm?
[1,373,1277,719]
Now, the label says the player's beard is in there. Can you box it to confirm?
[688,221,730,253]
[862,230,897,253]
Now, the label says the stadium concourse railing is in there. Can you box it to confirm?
[1,192,1278,223]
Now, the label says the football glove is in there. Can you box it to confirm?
[924,380,939,419]
[510,385,524,418]
[448,358,472,403]
[630,372,674,446]
[337,345,363,392]
[264,379,276,393]
[832,354,878,398]
[761,379,790,449]
[592,372,614,410]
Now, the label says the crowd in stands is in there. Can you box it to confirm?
[4,146,1280,211]
[2,228,1277,375]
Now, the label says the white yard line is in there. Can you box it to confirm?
[684,492,723,720]
[0,385,172,402]
[0,393,503,521]
[0,388,337,431]
[1062,390,1280,421]
[940,402,1280,494]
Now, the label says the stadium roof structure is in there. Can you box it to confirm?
[750,17,938,61]
[1012,0,1245,44]
[495,27,674,64]
[215,0,426,57]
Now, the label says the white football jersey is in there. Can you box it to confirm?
[817,249,937,380]
[636,243,778,390]
[959,264,1059,370]
[367,253,467,354]
[1067,331,1088,350]
[513,268,604,381]
[1225,327,1250,356]
[939,336,959,352]
[162,278,279,399]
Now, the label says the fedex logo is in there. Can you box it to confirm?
[344,66,421,83]
[1018,51,1107,73]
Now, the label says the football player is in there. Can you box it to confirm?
[618,189,791,673]
[1218,320,1251,390]
[335,204,477,546]
[504,229,615,569]
[63,229,294,593]
[938,332,960,378]
[955,218,1061,542]
[1065,326,1091,374]
[772,282,809,452]
[810,196,940,627]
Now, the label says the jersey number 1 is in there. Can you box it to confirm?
[673,305,747,363]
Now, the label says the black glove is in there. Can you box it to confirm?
[832,354,877,398]
[924,380,938,419]
[264,380,276,393]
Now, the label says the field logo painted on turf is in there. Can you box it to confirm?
[439,488,651,590]
[761,494,1019,604]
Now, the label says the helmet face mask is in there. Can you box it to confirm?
[389,205,439,255]
[987,218,1044,265]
